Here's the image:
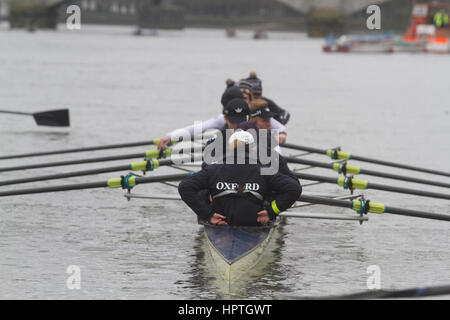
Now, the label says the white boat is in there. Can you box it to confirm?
[126,191,365,291]
[345,39,393,53]
[323,32,394,53]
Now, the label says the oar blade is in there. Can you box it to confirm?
[33,109,70,127]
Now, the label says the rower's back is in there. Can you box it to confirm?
[207,162,299,226]
[179,141,301,227]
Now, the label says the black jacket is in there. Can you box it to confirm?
[203,127,299,186]
[261,96,290,125]
[178,160,302,226]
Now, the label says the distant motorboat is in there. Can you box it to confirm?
[399,2,450,54]
[323,32,394,53]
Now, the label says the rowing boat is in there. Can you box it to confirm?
[203,221,278,287]
[1,137,449,298]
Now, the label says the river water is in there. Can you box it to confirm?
[0,25,449,299]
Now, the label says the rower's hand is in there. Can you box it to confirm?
[157,136,171,150]
[257,210,270,224]
[278,133,287,145]
[210,213,228,226]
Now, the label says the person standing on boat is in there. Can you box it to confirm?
[156,85,287,150]
[243,72,291,126]
[434,10,449,28]
[178,131,301,227]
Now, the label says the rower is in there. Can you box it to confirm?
[236,79,287,143]
[238,99,296,182]
[239,98,287,145]
[156,84,287,150]
[237,79,254,104]
[245,72,291,125]
[156,86,245,150]
[209,97,251,156]
[178,131,301,227]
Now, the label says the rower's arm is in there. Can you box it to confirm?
[167,114,225,141]
[269,121,287,144]
[264,97,290,125]
[270,118,287,134]
[178,169,214,221]
[265,173,302,219]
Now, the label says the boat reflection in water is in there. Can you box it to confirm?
[182,219,289,298]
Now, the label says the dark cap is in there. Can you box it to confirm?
[223,98,250,124]
[221,86,244,107]
[251,105,277,119]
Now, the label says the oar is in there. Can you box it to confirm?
[0,172,192,197]
[0,109,70,127]
[299,194,450,222]
[0,142,206,172]
[0,134,210,160]
[2,155,449,200]
[285,156,450,189]
[0,155,203,186]
[342,284,450,299]
[293,283,450,299]
[282,143,450,178]
[294,172,450,201]
[0,139,177,161]
[0,173,448,222]
[0,149,173,172]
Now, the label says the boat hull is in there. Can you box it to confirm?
[393,43,425,53]
[204,223,277,286]
[323,33,394,53]
[425,37,450,53]
[344,40,393,53]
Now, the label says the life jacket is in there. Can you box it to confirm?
[434,12,445,28]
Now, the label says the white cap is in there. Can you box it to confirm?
[228,131,254,146]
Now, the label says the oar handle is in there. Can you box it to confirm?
[0,110,31,116]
